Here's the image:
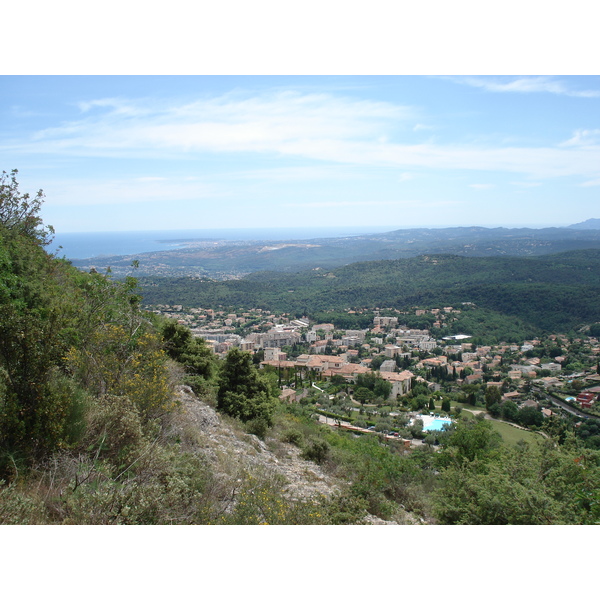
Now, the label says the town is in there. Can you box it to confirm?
[148,301,600,447]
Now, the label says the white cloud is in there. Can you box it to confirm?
[275,138,600,179]
[231,165,364,183]
[44,177,224,206]
[284,200,401,208]
[28,91,413,157]
[76,98,150,116]
[560,129,600,147]
[5,89,600,182]
[455,76,600,98]
[413,123,434,131]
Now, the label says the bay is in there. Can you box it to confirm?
[49,226,394,260]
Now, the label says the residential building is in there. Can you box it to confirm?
[380,360,396,372]
[379,370,413,396]
[578,392,596,409]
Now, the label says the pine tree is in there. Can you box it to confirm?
[217,348,278,425]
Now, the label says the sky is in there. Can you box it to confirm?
[1,74,599,233]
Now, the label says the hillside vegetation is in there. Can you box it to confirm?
[139,250,600,336]
[0,171,367,524]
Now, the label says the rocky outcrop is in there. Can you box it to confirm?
[166,386,342,502]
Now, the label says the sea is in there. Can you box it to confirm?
[48,226,395,260]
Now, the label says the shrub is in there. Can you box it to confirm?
[0,482,48,524]
[38,440,216,525]
[280,428,304,446]
[323,492,368,524]
[81,394,146,471]
[216,470,335,525]
[245,417,270,440]
[301,438,330,464]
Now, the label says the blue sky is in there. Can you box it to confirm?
[2,75,599,232]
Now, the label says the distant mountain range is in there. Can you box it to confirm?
[568,218,600,230]
[71,221,600,278]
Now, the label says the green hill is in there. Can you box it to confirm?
[139,250,600,336]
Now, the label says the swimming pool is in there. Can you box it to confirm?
[423,418,452,432]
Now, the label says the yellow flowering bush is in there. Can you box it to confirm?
[66,326,176,422]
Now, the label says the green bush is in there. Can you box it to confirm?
[280,428,304,446]
[323,491,369,524]
[301,438,330,464]
[183,375,216,401]
[245,417,270,440]
[0,482,48,524]
[81,394,146,472]
[45,371,89,447]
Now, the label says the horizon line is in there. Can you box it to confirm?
[51,221,588,235]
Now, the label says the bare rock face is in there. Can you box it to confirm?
[173,385,220,430]
[165,386,342,503]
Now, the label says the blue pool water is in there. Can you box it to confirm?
[423,419,452,432]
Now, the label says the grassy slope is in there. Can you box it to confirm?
[448,407,544,446]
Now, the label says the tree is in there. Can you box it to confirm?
[0,194,74,475]
[370,355,386,370]
[0,169,54,245]
[375,418,392,433]
[217,348,278,425]
[330,374,346,386]
[373,378,392,400]
[410,418,424,439]
[354,387,375,405]
[488,402,502,418]
[439,419,501,464]
[501,400,519,422]
[160,318,215,380]
[485,386,502,409]
[518,405,544,428]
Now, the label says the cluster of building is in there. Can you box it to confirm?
[261,350,414,398]
[149,303,600,412]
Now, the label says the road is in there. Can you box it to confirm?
[544,394,592,419]
[317,415,417,446]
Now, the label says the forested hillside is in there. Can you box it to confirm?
[139,250,600,335]
[0,170,181,476]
